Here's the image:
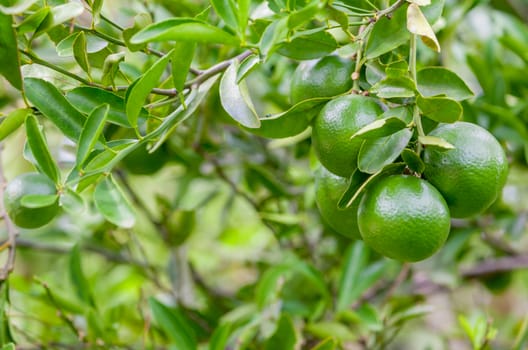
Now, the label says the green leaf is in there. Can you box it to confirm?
[0,0,37,14]
[0,343,14,350]
[407,3,440,52]
[371,76,416,98]
[337,241,369,312]
[56,32,108,57]
[247,97,332,139]
[83,140,137,174]
[358,129,413,174]
[259,17,288,57]
[311,338,336,350]
[416,96,462,123]
[73,31,91,79]
[101,52,125,87]
[149,74,220,151]
[122,13,152,51]
[126,50,173,128]
[422,0,445,24]
[172,42,196,93]
[265,314,297,350]
[149,298,197,350]
[94,175,136,228]
[130,18,240,45]
[24,78,85,142]
[237,0,250,35]
[287,0,323,30]
[338,163,406,209]
[77,104,109,169]
[417,67,474,101]
[66,86,148,128]
[50,2,84,27]
[210,0,238,29]
[25,114,60,183]
[91,0,103,26]
[0,108,31,141]
[277,29,338,60]
[69,245,95,307]
[59,188,86,215]
[401,149,425,173]
[20,194,58,208]
[365,6,409,59]
[351,117,408,140]
[209,323,233,350]
[0,12,22,89]
[418,135,454,150]
[305,322,356,342]
[354,304,383,331]
[16,7,52,35]
[220,61,260,128]
[236,54,260,83]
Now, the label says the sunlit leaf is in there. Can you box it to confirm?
[25,114,60,183]
[417,96,462,123]
[0,108,31,141]
[0,12,22,89]
[76,104,109,169]
[365,6,409,59]
[94,175,136,228]
[358,129,413,174]
[172,42,196,93]
[418,135,455,150]
[417,67,474,101]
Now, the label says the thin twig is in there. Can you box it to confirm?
[462,255,528,278]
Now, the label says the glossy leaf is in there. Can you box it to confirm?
[418,135,454,150]
[91,0,103,25]
[20,194,58,208]
[94,175,136,228]
[351,117,408,140]
[379,106,413,124]
[422,0,445,24]
[336,241,369,312]
[0,0,37,14]
[172,42,196,93]
[0,12,22,89]
[25,114,60,183]
[417,67,474,101]
[236,54,260,83]
[59,188,86,215]
[73,31,91,79]
[277,29,338,60]
[130,18,240,45]
[259,17,288,57]
[365,6,409,59]
[339,163,406,209]
[66,86,148,128]
[101,52,125,87]
[358,129,413,174]
[288,0,323,30]
[370,76,416,98]
[15,7,51,35]
[265,314,297,350]
[77,104,109,169]
[220,61,260,128]
[50,2,84,27]
[126,50,173,128]
[69,245,95,307]
[122,13,152,51]
[0,108,31,142]
[25,78,85,142]
[56,32,108,57]
[247,97,332,139]
[84,140,137,175]
[401,149,425,173]
[416,96,462,123]
[407,3,440,52]
[237,0,250,35]
[210,0,238,29]
[149,298,197,350]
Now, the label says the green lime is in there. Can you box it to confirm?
[315,165,361,239]
[290,55,354,105]
[423,122,509,218]
[358,175,451,262]
[312,94,384,177]
[4,172,59,229]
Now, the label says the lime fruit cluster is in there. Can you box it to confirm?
[4,172,60,229]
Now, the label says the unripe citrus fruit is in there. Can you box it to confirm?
[4,172,59,229]
[312,94,384,177]
[358,175,450,262]
[290,55,354,105]
[315,165,361,239]
[423,122,508,218]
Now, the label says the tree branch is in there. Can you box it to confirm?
[462,255,528,278]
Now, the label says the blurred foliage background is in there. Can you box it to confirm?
[0,0,528,349]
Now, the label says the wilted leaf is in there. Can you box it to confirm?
[407,3,440,52]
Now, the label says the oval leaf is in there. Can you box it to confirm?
[237,54,260,83]
[220,61,260,128]
[210,0,238,29]
[0,12,22,90]
[365,7,409,59]
[407,3,440,52]
[417,67,474,101]
[358,128,413,174]
[77,104,109,169]
[126,50,173,128]
[130,18,240,45]
[59,188,86,215]
[94,175,136,228]
[351,117,408,140]
[419,135,455,150]
[66,86,147,128]
[20,194,58,208]
[370,76,416,99]
[277,29,338,60]
[72,31,91,78]
[24,78,85,142]
[401,148,425,173]
[0,0,38,14]
[149,298,197,350]
[0,108,31,141]
[171,42,196,93]
[416,95,462,123]
[25,114,60,183]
